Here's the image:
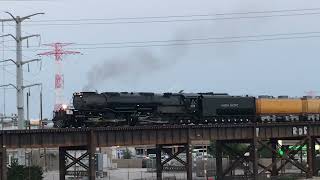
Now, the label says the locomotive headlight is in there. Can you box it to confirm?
[62,104,68,110]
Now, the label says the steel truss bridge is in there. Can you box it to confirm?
[0,122,320,180]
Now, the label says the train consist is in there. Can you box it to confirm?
[52,92,320,128]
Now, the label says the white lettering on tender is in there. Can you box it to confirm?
[221,104,239,108]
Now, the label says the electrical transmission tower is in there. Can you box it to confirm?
[0,12,43,129]
[38,43,80,111]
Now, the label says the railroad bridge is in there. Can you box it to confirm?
[1,122,320,180]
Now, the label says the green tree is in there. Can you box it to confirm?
[208,141,248,158]
[208,141,216,157]
[7,160,24,180]
[7,159,43,180]
[24,166,43,180]
[123,148,132,159]
[259,146,272,158]
[227,144,247,155]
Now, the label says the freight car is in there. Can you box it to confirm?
[257,96,320,122]
[52,92,256,128]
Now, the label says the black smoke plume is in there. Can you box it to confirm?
[83,31,189,91]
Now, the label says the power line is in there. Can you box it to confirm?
[25,7,320,23]
[2,22,28,34]
[6,31,320,47]
[8,34,320,52]
[1,9,319,27]
[67,31,320,46]
[0,44,42,76]
[1,67,32,84]
[0,31,319,51]
[0,39,15,43]
[1,31,320,52]
[52,35,320,50]
[0,43,40,60]
[18,12,320,26]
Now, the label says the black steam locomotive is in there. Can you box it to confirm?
[52,91,256,128]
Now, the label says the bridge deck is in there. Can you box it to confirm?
[0,122,318,148]
[1,122,320,180]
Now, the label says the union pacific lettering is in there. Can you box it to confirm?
[221,104,239,108]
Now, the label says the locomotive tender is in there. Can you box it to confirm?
[52,92,320,128]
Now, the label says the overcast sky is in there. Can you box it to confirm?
[1,0,320,119]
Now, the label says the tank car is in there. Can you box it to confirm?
[256,96,320,122]
[256,96,302,121]
[302,96,320,121]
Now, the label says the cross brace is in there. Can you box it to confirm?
[258,138,308,175]
[156,144,192,180]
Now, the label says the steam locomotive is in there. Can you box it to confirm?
[52,92,320,128]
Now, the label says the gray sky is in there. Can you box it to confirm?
[0,0,320,119]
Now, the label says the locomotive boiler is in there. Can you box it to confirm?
[53,92,256,128]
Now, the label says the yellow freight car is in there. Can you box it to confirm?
[302,97,320,120]
[256,96,303,121]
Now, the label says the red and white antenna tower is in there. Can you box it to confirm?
[305,90,318,97]
[38,43,80,111]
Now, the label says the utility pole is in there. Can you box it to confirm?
[0,12,44,129]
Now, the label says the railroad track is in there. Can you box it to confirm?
[1,121,319,134]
